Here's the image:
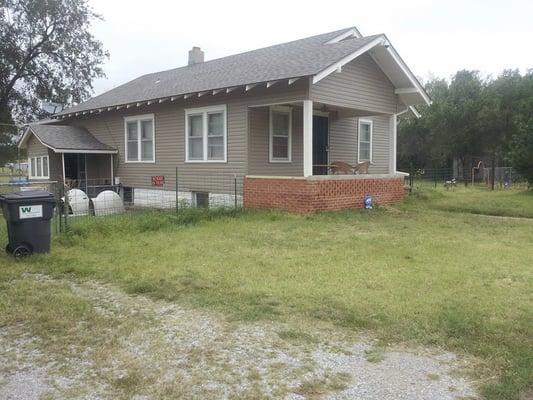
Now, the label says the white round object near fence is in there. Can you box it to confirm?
[66,188,90,216]
[92,190,125,216]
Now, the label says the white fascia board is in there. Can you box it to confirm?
[17,127,33,149]
[409,106,421,118]
[325,27,362,44]
[288,78,300,85]
[383,40,431,106]
[395,88,419,94]
[18,127,56,152]
[55,149,118,154]
[312,36,386,84]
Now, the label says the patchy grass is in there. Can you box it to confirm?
[0,191,531,399]
[294,371,352,397]
[404,185,533,218]
[364,345,386,363]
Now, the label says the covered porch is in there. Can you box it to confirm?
[244,99,406,212]
[19,124,118,197]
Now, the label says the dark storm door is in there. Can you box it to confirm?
[313,116,329,175]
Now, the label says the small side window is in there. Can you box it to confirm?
[269,106,292,162]
[358,119,373,162]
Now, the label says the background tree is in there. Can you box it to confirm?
[0,0,108,163]
[507,70,533,184]
[398,69,533,186]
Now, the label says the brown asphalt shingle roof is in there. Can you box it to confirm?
[57,28,383,116]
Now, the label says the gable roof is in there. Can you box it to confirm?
[56,27,429,117]
[19,124,117,154]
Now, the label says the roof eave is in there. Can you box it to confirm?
[53,76,308,119]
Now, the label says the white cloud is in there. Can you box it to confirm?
[88,0,533,94]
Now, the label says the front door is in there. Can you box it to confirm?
[313,115,329,175]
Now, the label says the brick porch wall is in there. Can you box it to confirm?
[243,175,405,213]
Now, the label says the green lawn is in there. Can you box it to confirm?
[0,189,532,399]
[407,184,533,218]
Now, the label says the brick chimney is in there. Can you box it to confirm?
[188,46,204,66]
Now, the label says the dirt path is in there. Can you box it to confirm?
[0,277,479,399]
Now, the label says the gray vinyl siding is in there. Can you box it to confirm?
[328,114,390,174]
[26,135,48,158]
[365,115,390,174]
[48,151,62,181]
[69,79,309,191]
[248,106,303,176]
[26,135,61,182]
[310,53,398,115]
[329,115,358,165]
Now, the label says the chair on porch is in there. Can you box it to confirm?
[329,161,370,175]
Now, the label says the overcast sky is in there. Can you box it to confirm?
[88,0,532,96]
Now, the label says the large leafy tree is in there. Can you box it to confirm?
[507,70,533,184]
[398,69,533,186]
[0,0,108,162]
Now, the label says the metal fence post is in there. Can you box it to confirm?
[234,174,237,209]
[176,167,179,214]
[63,183,69,231]
[409,165,413,194]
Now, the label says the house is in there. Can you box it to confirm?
[18,27,430,212]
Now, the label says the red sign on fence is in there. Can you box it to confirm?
[151,176,165,186]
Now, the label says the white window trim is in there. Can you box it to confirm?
[124,113,156,163]
[269,106,292,163]
[29,155,49,180]
[357,118,373,163]
[185,105,228,163]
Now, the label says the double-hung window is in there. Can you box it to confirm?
[124,114,155,162]
[29,155,49,179]
[358,119,373,162]
[185,105,227,162]
[269,106,292,162]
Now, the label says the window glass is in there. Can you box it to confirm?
[30,158,36,176]
[358,122,372,161]
[207,112,224,160]
[127,121,138,160]
[188,114,203,137]
[360,123,371,142]
[272,136,288,159]
[188,114,204,160]
[272,112,289,136]
[208,112,224,136]
[186,108,226,161]
[36,157,42,176]
[42,156,49,177]
[359,143,370,161]
[271,110,290,160]
[140,120,153,161]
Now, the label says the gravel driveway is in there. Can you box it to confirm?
[0,278,478,399]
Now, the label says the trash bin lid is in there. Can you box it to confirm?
[0,190,55,203]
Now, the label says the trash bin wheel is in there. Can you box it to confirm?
[12,243,32,258]
[5,243,13,254]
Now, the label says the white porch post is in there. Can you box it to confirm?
[303,100,313,177]
[61,153,65,183]
[389,114,397,174]
[110,154,114,184]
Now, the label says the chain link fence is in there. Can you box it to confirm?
[0,168,245,237]
[405,166,528,193]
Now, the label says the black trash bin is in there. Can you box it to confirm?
[0,190,56,257]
